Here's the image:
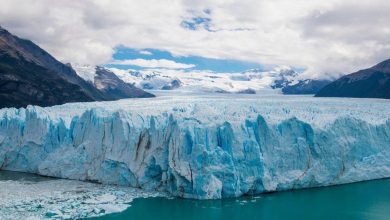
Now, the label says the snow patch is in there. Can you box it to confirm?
[72,64,96,83]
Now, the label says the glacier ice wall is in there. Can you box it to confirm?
[0,96,389,199]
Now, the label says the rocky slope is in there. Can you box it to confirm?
[316,59,390,99]
[281,79,331,94]
[72,64,154,99]
[0,26,153,108]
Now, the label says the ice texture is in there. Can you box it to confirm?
[0,94,390,199]
[0,171,162,219]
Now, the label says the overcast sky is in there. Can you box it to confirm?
[1,0,390,79]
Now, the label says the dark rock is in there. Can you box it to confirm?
[161,79,182,90]
[93,66,154,98]
[282,79,332,94]
[141,83,154,90]
[316,59,390,99]
[237,88,256,94]
[0,26,154,108]
[0,26,104,108]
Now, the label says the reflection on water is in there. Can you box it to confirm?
[96,178,390,220]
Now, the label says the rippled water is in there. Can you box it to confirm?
[96,178,390,220]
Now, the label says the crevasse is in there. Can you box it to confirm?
[0,96,389,199]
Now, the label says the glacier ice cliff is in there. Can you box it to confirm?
[0,94,389,199]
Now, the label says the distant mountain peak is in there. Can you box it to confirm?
[242,68,263,74]
[72,64,154,98]
[373,58,390,72]
[109,65,329,94]
[0,27,154,108]
[316,58,390,99]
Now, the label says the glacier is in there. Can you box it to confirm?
[0,93,389,199]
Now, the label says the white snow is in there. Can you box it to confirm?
[72,64,96,83]
[109,66,299,93]
[0,93,390,200]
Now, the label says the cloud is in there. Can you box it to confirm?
[181,9,213,31]
[109,59,195,69]
[139,50,152,55]
[1,0,390,78]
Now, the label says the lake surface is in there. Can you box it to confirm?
[0,170,389,219]
[0,170,161,219]
[96,178,390,220]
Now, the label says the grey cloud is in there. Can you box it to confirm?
[0,0,390,79]
[300,4,390,44]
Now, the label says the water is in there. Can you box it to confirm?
[0,171,162,219]
[1,171,389,219]
[95,179,390,220]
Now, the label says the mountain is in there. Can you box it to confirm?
[116,69,184,91]
[0,26,105,108]
[281,79,332,94]
[110,67,330,95]
[316,59,390,99]
[0,26,153,108]
[72,64,154,99]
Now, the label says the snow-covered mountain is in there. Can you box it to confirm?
[0,26,155,109]
[109,66,331,94]
[72,64,154,99]
[0,26,110,108]
[282,79,332,94]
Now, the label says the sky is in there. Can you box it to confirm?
[106,47,266,72]
[1,0,390,79]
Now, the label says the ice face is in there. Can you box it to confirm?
[0,94,389,199]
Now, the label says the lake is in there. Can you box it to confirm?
[96,178,390,220]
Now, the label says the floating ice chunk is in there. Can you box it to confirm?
[0,172,163,219]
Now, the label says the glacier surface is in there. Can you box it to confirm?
[0,93,390,199]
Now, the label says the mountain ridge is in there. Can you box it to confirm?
[110,67,331,94]
[316,59,390,99]
[72,64,154,99]
[0,26,153,108]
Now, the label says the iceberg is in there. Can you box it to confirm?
[0,94,389,199]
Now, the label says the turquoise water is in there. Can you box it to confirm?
[96,179,390,220]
